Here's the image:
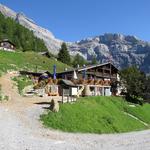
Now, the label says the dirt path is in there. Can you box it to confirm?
[0,72,150,150]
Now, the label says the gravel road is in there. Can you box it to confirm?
[0,73,149,150]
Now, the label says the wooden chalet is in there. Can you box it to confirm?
[19,62,119,97]
[56,62,119,96]
[57,62,118,81]
[0,39,16,51]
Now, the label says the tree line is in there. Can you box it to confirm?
[0,13,48,52]
[120,66,150,104]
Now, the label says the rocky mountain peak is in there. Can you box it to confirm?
[69,33,150,73]
[0,3,16,19]
[16,12,35,24]
[124,35,139,43]
[99,33,125,43]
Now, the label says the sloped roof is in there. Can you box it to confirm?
[59,79,76,87]
[57,62,119,75]
[77,62,118,72]
[0,39,16,46]
[20,70,52,77]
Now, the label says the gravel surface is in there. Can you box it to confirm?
[0,73,150,150]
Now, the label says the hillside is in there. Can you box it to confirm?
[0,12,47,52]
[0,51,70,75]
[41,96,150,133]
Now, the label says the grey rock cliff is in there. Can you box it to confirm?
[69,33,150,73]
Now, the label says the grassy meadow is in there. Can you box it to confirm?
[0,51,70,74]
[40,96,150,134]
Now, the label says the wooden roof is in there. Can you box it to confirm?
[20,71,52,77]
[0,39,16,47]
[57,62,119,75]
[77,62,118,72]
[59,79,77,87]
[19,62,118,79]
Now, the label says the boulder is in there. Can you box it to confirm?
[50,99,59,112]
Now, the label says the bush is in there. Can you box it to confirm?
[120,66,146,104]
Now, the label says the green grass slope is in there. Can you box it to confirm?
[0,51,70,74]
[41,96,150,134]
[125,104,150,124]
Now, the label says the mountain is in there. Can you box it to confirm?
[0,4,150,73]
[0,12,48,52]
[0,3,62,54]
[69,33,150,73]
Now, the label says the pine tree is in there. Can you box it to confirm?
[72,54,87,67]
[58,43,71,65]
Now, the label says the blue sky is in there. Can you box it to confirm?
[0,0,150,42]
